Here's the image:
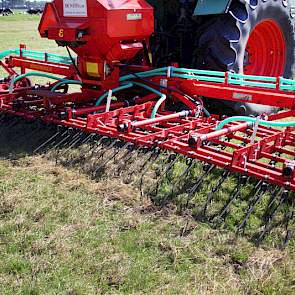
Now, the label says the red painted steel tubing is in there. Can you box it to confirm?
[118,110,194,132]
[72,94,159,117]
[189,121,251,147]
[200,122,252,141]
[132,110,193,128]
[72,102,125,117]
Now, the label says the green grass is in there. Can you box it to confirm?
[0,14,295,295]
[0,13,66,80]
[1,157,294,295]
[0,13,64,53]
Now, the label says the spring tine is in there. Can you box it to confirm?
[69,132,88,149]
[85,138,118,172]
[125,147,154,180]
[64,134,103,167]
[202,170,230,218]
[95,138,118,161]
[283,221,294,248]
[134,147,154,168]
[189,164,215,195]
[138,148,161,197]
[74,133,99,155]
[284,227,294,248]
[52,132,76,163]
[159,154,180,179]
[237,182,269,234]
[261,186,282,223]
[113,143,135,165]
[160,158,195,206]
[152,152,172,177]
[149,154,180,196]
[33,128,64,154]
[58,130,85,157]
[56,132,80,157]
[139,148,161,173]
[79,133,100,151]
[57,132,87,165]
[282,196,294,248]
[83,136,110,161]
[51,129,73,150]
[64,130,84,148]
[215,189,241,224]
[86,135,105,151]
[256,189,289,243]
[254,179,263,190]
[184,164,215,210]
[81,133,95,145]
[114,145,138,176]
[212,176,248,223]
[93,141,129,176]
[111,142,132,165]
[93,137,114,157]
[171,158,195,192]
[45,129,69,151]
[115,143,136,165]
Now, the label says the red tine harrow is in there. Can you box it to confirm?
[0,47,294,246]
[0,0,295,246]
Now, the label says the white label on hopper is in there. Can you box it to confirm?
[127,13,142,21]
[63,0,87,17]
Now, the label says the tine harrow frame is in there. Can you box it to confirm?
[1,97,294,190]
[0,46,295,245]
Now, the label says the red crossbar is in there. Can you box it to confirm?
[179,80,295,110]
[9,57,76,77]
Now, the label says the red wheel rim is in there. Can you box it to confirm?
[244,20,286,76]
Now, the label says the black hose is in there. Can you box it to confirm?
[66,46,81,78]
[120,68,210,117]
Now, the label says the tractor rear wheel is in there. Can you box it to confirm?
[194,0,295,114]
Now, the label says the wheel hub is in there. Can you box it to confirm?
[244,20,286,77]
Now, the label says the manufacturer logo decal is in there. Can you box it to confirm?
[63,0,87,17]
[233,92,253,101]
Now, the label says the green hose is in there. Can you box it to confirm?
[95,83,134,107]
[216,116,295,130]
[12,72,66,86]
[0,48,72,65]
[95,81,166,118]
[51,80,82,92]
[0,49,20,60]
[119,67,295,92]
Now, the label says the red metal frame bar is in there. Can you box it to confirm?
[177,80,295,110]
[9,57,76,77]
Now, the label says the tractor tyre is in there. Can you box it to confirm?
[194,0,295,114]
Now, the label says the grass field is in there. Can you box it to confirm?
[0,14,294,295]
